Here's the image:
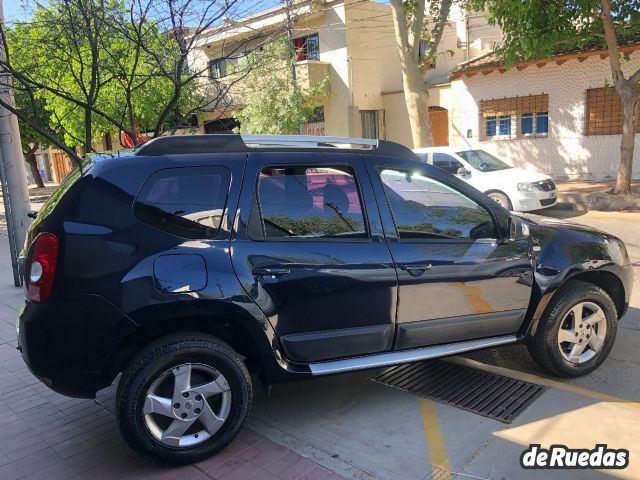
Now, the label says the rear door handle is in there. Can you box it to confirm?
[398,263,432,274]
[252,267,291,277]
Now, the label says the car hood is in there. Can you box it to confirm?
[480,167,552,184]
[515,213,630,271]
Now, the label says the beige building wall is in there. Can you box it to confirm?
[449,52,640,179]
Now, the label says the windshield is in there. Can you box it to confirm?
[456,150,512,172]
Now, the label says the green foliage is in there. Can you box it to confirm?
[472,0,640,66]
[6,0,203,149]
[233,39,329,135]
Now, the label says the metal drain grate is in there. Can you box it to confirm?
[372,360,546,423]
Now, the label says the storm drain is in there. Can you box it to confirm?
[372,360,546,423]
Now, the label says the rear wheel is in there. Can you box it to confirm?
[528,281,617,377]
[487,191,512,210]
[116,333,252,464]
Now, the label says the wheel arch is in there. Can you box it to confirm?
[99,304,279,390]
[526,269,626,338]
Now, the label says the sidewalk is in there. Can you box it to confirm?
[0,231,343,480]
[557,179,640,211]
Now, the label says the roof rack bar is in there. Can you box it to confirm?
[241,134,379,149]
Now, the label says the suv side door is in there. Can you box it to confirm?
[364,156,533,350]
[231,151,398,363]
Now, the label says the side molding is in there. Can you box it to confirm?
[309,335,518,375]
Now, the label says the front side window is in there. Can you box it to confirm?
[432,153,463,175]
[379,169,495,240]
[456,150,511,172]
[135,167,230,239]
[257,166,367,239]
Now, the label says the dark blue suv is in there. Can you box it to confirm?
[17,135,633,464]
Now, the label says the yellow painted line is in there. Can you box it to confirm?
[448,357,640,411]
[419,398,452,480]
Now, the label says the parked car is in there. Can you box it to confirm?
[18,135,632,464]
[413,147,558,211]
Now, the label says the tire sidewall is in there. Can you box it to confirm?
[117,336,252,464]
[544,287,617,376]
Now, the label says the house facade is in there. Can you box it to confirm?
[190,0,404,139]
[444,45,640,180]
[190,0,496,143]
[189,1,640,182]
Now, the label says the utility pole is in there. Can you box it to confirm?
[283,0,297,84]
[0,1,32,286]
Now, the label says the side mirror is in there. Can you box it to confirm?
[456,167,471,177]
[508,215,530,242]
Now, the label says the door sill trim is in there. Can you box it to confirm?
[308,335,518,375]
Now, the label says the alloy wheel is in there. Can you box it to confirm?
[557,301,607,364]
[142,363,232,448]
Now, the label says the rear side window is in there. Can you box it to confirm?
[134,166,230,239]
[256,166,367,239]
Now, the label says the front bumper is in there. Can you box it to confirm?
[17,293,136,399]
[511,189,558,212]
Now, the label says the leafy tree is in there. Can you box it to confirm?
[1,0,265,166]
[13,87,50,187]
[234,38,329,135]
[473,0,640,195]
[389,0,454,148]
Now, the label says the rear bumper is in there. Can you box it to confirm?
[17,293,136,399]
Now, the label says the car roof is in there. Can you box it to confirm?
[134,134,417,160]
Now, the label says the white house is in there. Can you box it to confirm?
[444,37,640,180]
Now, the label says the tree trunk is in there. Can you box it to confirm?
[24,144,45,188]
[402,64,432,148]
[614,93,639,195]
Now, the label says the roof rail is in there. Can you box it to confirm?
[134,134,416,159]
[241,134,378,149]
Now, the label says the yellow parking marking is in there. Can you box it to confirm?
[419,398,452,480]
[448,357,640,411]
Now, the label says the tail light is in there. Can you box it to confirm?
[26,233,59,303]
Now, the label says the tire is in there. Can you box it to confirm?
[487,191,512,210]
[527,280,617,377]
[116,332,252,465]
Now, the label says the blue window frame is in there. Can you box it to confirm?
[486,116,497,137]
[498,115,511,136]
[521,113,534,135]
[536,112,549,134]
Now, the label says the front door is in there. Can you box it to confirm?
[231,152,398,363]
[365,157,533,350]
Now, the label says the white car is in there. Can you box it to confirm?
[413,147,558,212]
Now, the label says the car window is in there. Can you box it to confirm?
[134,166,230,239]
[455,150,511,172]
[432,153,463,175]
[379,168,496,240]
[257,166,367,239]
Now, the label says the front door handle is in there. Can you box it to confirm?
[252,267,291,277]
[398,263,432,275]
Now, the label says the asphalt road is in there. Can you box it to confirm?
[464,209,640,402]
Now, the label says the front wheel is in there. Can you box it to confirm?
[528,280,617,377]
[487,191,512,210]
[116,333,252,464]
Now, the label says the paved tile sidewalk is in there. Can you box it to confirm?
[0,232,342,480]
